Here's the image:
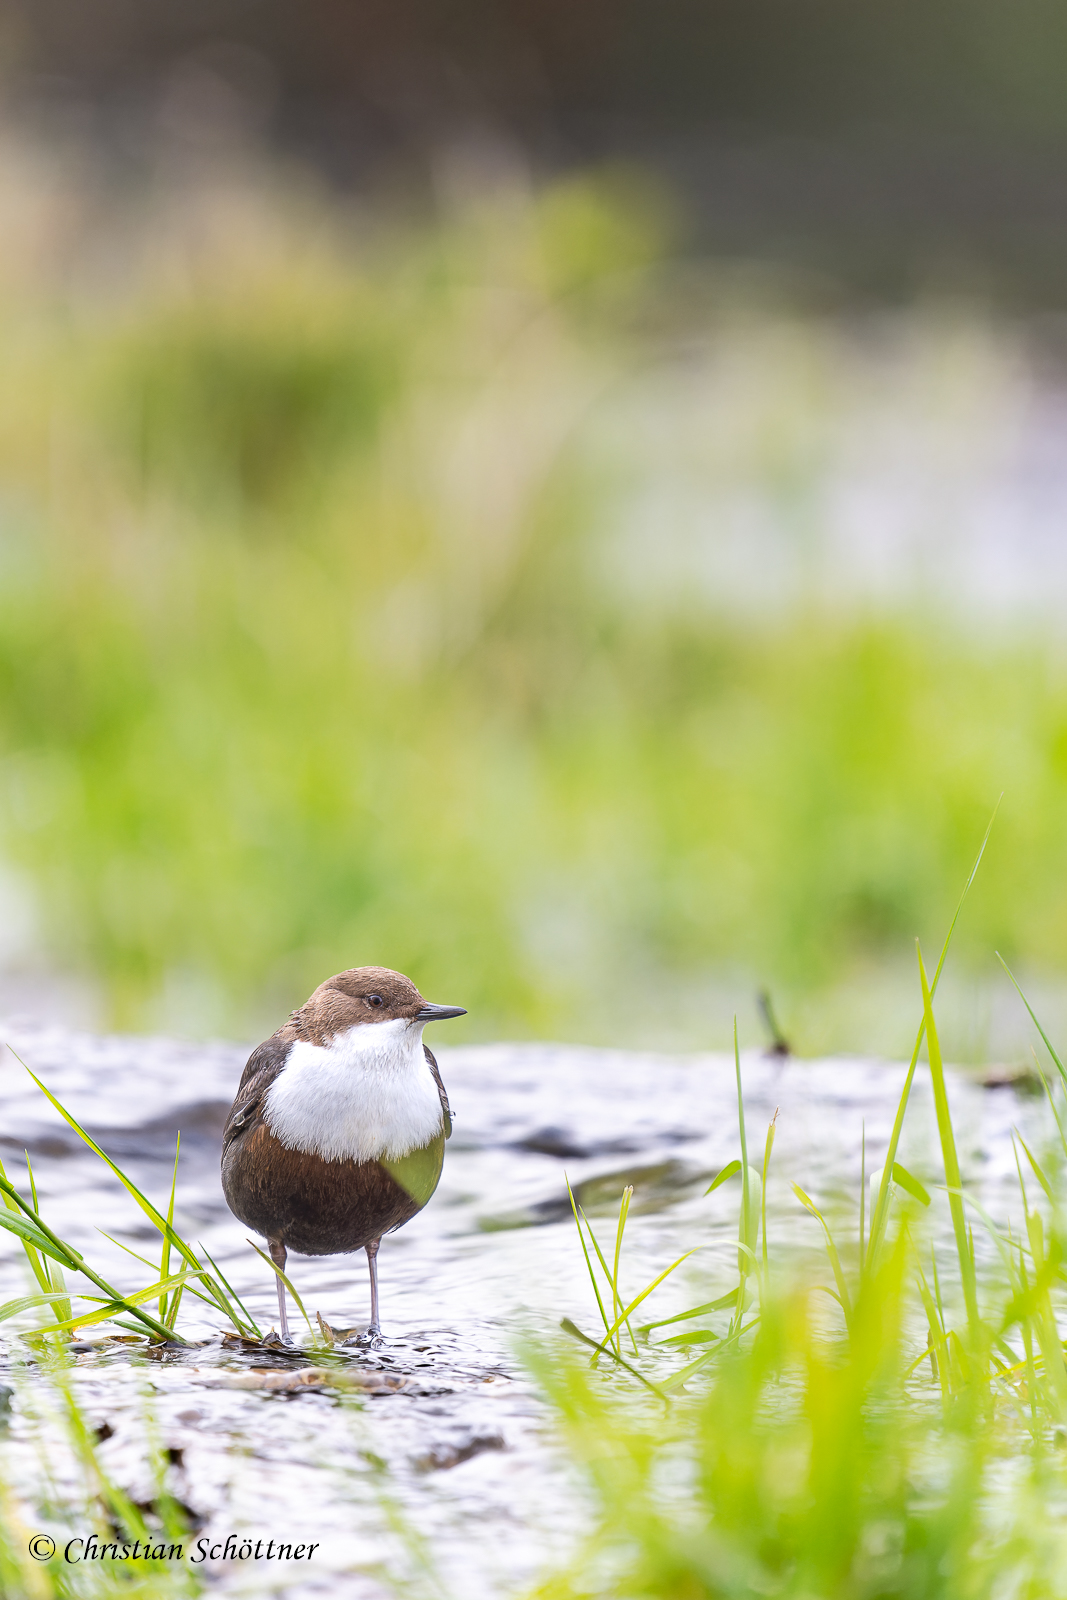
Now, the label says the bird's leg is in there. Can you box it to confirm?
[366,1237,382,1340]
[269,1238,290,1343]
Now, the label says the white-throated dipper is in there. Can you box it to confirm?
[221,966,465,1342]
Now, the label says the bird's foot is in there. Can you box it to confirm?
[317,1313,359,1346]
[261,1326,297,1350]
[316,1313,382,1349]
[341,1323,383,1350]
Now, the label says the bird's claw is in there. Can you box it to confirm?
[261,1327,296,1350]
[341,1325,383,1350]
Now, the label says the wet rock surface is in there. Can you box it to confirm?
[0,1023,1046,1596]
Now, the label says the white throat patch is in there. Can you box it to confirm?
[263,1017,444,1163]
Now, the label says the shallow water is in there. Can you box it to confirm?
[0,1022,1049,1596]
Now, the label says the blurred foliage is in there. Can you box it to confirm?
[0,147,1063,1046]
[10,0,1067,143]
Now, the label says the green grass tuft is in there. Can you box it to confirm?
[0,1052,265,1344]
[541,861,1067,1598]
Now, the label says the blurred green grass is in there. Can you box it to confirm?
[0,150,1064,1047]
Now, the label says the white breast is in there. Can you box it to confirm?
[263,1017,444,1163]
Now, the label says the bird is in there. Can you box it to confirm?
[221,966,465,1343]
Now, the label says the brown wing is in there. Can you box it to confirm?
[424,1044,452,1139]
[222,1035,292,1151]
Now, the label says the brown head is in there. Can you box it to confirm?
[287,966,466,1047]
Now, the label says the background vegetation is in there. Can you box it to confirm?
[0,139,1065,1049]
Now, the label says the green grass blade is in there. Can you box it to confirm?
[915,1260,950,1397]
[161,1134,180,1327]
[579,1207,616,1289]
[736,1018,750,1240]
[585,1248,699,1357]
[996,955,1067,1091]
[566,1176,612,1344]
[19,1062,200,1262]
[97,1230,160,1272]
[657,1330,720,1347]
[116,1268,199,1309]
[246,1240,312,1333]
[35,1300,128,1334]
[918,943,979,1336]
[705,1160,741,1196]
[612,1186,635,1357]
[22,1148,75,1326]
[103,1224,257,1334]
[866,808,998,1274]
[0,1166,82,1247]
[47,1263,72,1330]
[659,1315,762,1393]
[198,1243,263,1338]
[638,1288,739,1335]
[793,1183,854,1330]
[0,1160,180,1343]
[24,1152,40,1215]
[0,1207,80,1268]
[31,1271,200,1336]
[0,1155,52,1294]
[860,1123,867,1260]
[15,1056,246,1333]
[658,1347,719,1393]
[761,1109,778,1272]
[892,1162,931,1207]
[866,1061,920,1274]
[1016,1132,1055,1205]
[578,1205,629,1359]
[1033,1051,1067,1160]
[0,1289,85,1324]
[732,1018,753,1333]
[0,1268,195,1336]
[102,1227,235,1332]
[559,1318,669,1400]
[933,798,1001,989]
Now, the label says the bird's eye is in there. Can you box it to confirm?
[367,994,384,1008]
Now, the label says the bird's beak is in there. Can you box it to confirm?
[416,1002,467,1022]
